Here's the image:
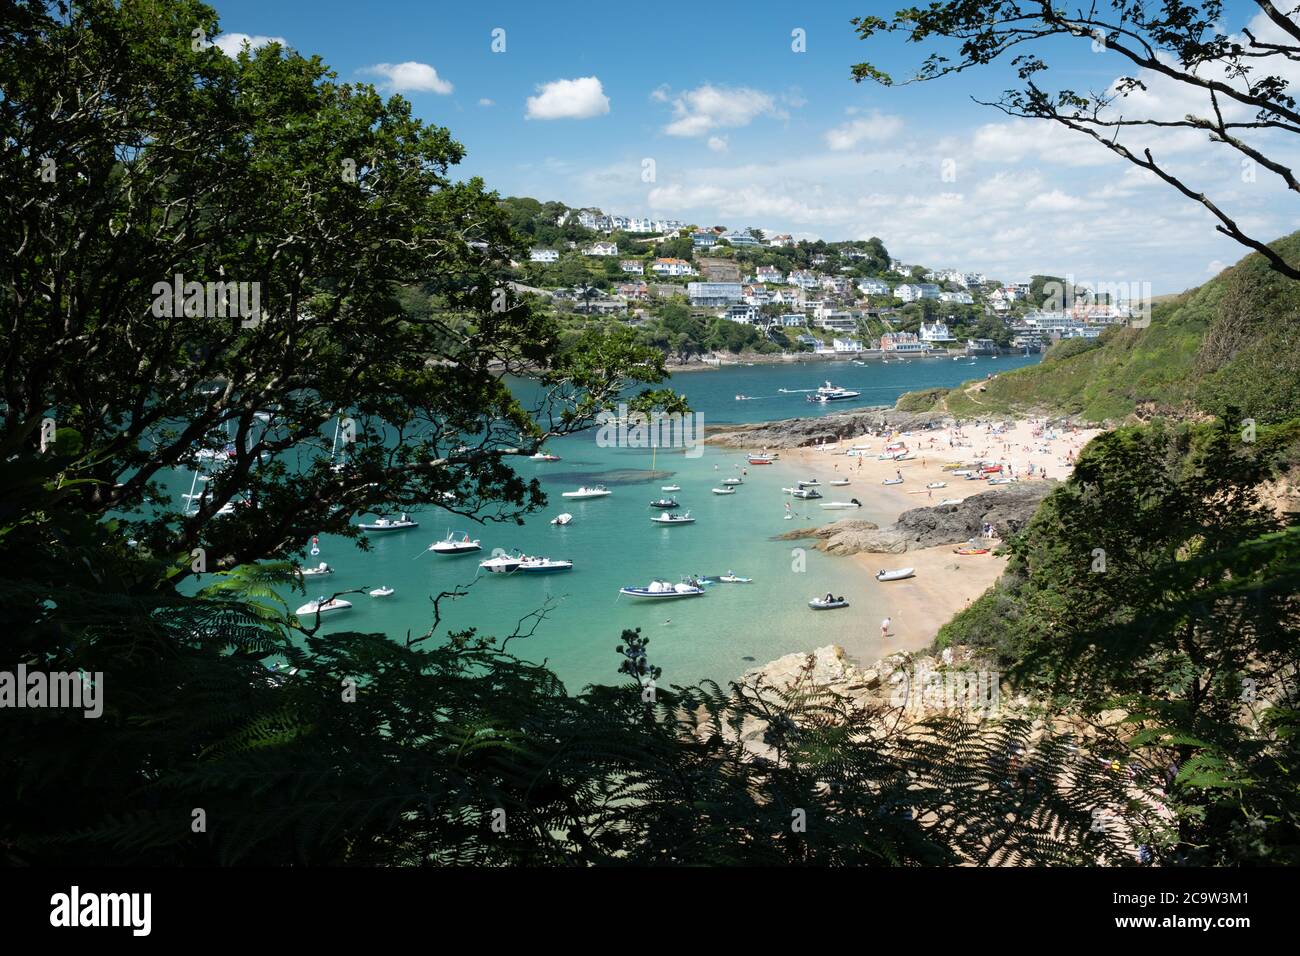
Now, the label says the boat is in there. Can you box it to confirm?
[300,562,333,577]
[746,454,775,465]
[619,579,706,599]
[429,531,482,555]
[550,513,573,526]
[517,556,574,573]
[722,477,743,485]
[808,595,850,610]
[295,596,352,616]
[981,464,1003,474]
[875,567,915,582]
[368,586,395,597]
[926,481,947,489]
[790,487,822,500]
[819,499,862,509]
[717,572,752,583]
[954,547,990,556]
[829,478,851,486]
[561,485,611,499]
[938,498,962,506]
[734,394,755,401]
[711,487,736,495]
[661,484,681,492]
[893,452,913,461]
[530,452,561,462]
[479,552,524,574]
[650,512,695,525]
[649,497,679,508]
[807,381,861,403]
[988,477,1016,485]
[797,479,820,487]
[882,477,903,486]
[358,514,419,533]
[952,469,976,477]
[885,442,906,452]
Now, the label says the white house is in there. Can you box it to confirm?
[529,248,559,263]
[584,241,618,257]
[919,320,956,343]
[722,229,762,247]
[767,233,794,248]
[778,313,807,328]
[787,270,820,291]
[940,291,974,304]
[857,278,891,296]
[723,303,761,324]
[692,231,718,248]
[895,283,941,302]
[620,260,644,274]
[755,265,783,283]
[651,257,695,277]
[833,338,864,352]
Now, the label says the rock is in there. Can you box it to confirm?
[894,482,1055,547]
[706,408,948,450]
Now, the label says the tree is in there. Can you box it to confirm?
[851,1,1300,280]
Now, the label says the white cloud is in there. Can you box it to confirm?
[659,85,784,137]
[825,111,905,150]
[525,77,610,120]
[212,33,286,57]
[707,136,729,152]
[478,98,495,107]
[359,62,453,94]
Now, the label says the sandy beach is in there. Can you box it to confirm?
[766,416,1103,655]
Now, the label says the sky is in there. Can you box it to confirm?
[208,0,1299,293]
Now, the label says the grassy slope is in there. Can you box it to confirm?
[909,232,1300,424]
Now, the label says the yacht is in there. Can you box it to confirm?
[806,381,861,404]
[561,485,611,499]
[429,531,482,555]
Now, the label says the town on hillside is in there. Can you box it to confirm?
[501,198,1148,364]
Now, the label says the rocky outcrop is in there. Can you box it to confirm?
[705,408,950,449]
[775,483,1056,554]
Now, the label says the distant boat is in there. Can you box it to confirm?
[530,452,561,462]
[649,497,679,508]
[296,596,352,616]
[876,567,915,582]
[746,454,775,465]
[926,481,947,489]
[790,487,822,499]
[550,513,573,526]
[300,562,333,577]
[829,478,851,486]
[517,556,574,573]
[819,499,861,510]
[429,531,482,555]
[954,547,990,556]
[722,477,743,486]
[661,484,681,492]
[808,595,850,610]
[882,478,903,486]
[806,381,861,404]
[650,512,695,525]
[358,514,419,533]
[619,579,706,599]
[369,586,395,597]
[561,485,611,499]
[797,479,820,487]
[735,394,756,401]
[717,572,753,583]
[711,487,736,495]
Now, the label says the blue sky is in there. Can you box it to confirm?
[210,0,1299,293]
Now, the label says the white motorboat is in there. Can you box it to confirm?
[358,514,419,533]
[300,562,333,577]
[550,513,573,526]
[717,572,753,583]
[819,499,862,510]
[882,478,903,486]
[369,586,395,597]
[722,477,743,486]
[790,487,822,499]
[876,567,915,582]
[925,482,947,489]
[797,479,820,488]
[479,552,524,574]
[650,512,695,525]
[808,595,850,610]
[517,556,574,574]
[807,382,861,404]
[619,579,706,599]
[561,485,611,499]
[530,452,561,461]
[661,484,681,492]
[429,531,482,555]
[829,478,851,486]
[296,596,352,616]
[711,487,736,495]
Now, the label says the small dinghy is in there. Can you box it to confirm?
[797,479,820,488]
[722,477,743,486]
[296,596,352,616]
[746,454,775,465]
[925,481,947,489]
[717,572,752,583]
[300,562,333,577]
[650,497,679,508]
[875,567,915,582]
[358,514,419,533]
[429,531,482,555]
[650,512,695,525]
[819,499,862,510]
[711,487,736,495]
[882,477,904,486]
[790,487,822,499]
[808,594,850,610]
[953,547,990,556]
[829,479,851,486]
[550,513,573,526]
[369,586,395,597]
[562,485,611,499]
[619,579,706,599]
[661,484,681,492]
[518,556,574,573]
[938,497,962,506]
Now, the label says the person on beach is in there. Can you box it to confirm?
[881,617,891,638]
[895,469,902,482]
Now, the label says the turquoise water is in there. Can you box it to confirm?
[193,354,1039,690]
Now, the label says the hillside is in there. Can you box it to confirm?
[901,232,1300,424]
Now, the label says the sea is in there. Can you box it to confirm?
[181,353,1040,692]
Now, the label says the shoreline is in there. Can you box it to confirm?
[664,348,1022,374]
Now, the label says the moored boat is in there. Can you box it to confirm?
[649,497,679,508]
[875,567,915,582]
[479,552,524,574]
[368,586,395,597]
[650,511,695,525]
[429,531,482,555]
[517,556,574,573]
[808,593,849,610]
[882,477,903,486]
[819,499,862,509]
[550,513,573,526]
[711,487,736,495]
[300,561,333,577]
[561,485,611,499]
[296,596,352,616]
[619,579,706,599]
[661,484,681,492]
[358,514,419,533]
